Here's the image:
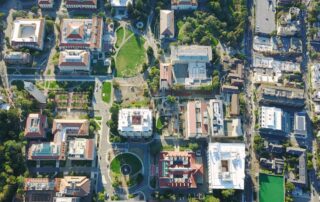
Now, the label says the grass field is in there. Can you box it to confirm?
[115,34,146,77]
[259,173,284,202]
[116,27,134,48]
[110,153,142,176]
[102,82,112,103]
[116,27,124,48]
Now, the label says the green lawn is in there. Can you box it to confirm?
[156,117,164,130]
[102,82,112,103]
[116,27,124,48]
[115,34,146,77]
[124,29,133,40]
[259,173,284,202]
[116,27,134,49]
[110,153,142,176]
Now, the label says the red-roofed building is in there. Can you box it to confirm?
[24,113,48,139]
[185,101,209,139]
[160,63,173,91]
[38,0,54,8]
[27,142,66,160]
[65,0,97,9]
[158,151,203,188]
[58,50,90,72]
[60,17,103,52]
[171,0,198,10]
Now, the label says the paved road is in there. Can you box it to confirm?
[8,74,112,82]
[243,0,255,201]
[29,166,98,173]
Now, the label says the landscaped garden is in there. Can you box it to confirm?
[110,153,143,187]
[102,82,112,103]
[115,34,146,77]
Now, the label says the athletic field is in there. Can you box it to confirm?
[259,173,284,202]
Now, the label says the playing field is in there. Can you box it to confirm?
[259,173,284,202]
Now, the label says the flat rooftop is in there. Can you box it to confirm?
[255,0,276,34]
[207,143,245,190]
[118,108,152,132]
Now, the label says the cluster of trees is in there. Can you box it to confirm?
[285,182,295,202]
[307,2,320,23]
[253,134,267,158]
[0,12,5,31]
[0,109,27,201]
[127,0,150,25]
[152,191,237,202]
[177,0,247,48]
[147,66,160,94]
[107,102,124,142]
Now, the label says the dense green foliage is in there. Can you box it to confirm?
[0,109,26,201]
[307,2,320,23]
[102,82,112,103]
[147,66,160,94]
[127,0,150,25]
[176,0,247,48]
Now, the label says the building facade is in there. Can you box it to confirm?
[118,108,153,138]
[58,50,90,72]
[60,17,103,52]
[11,19,46,50]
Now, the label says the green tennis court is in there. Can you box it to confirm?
[259,173,284,202]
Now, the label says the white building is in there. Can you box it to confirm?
[68,138,95,160]
[260,106,283,131]
[4,52,32,65]
[58,50,90,72]
[11,19,45,50]
[253,36,274,52]
[253,55,300,73]
[255,0,276,34]
[170,45,212,64]
[208,99,224,137]
[118,108,153,138]
[110,0,133,18]
[38,0,54,8]
[207,143,245,190]
[65,0,97,9]
[312,63,320,88]
[170,45,212,88]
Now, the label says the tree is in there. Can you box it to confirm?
[285,182,295,193]
[212,75,220,91]
[166,95,176,104]
[188,143,199,151]
[31,6,38,14]
[97,191,105,202]
[221,189,235,199]
[204,195,220,202]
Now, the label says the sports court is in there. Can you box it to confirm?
[259,173,284,202]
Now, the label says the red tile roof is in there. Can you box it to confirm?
[38,0,52,4]
[24,113,47,139]
[65,0,97,5]
[158,151,203,189]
